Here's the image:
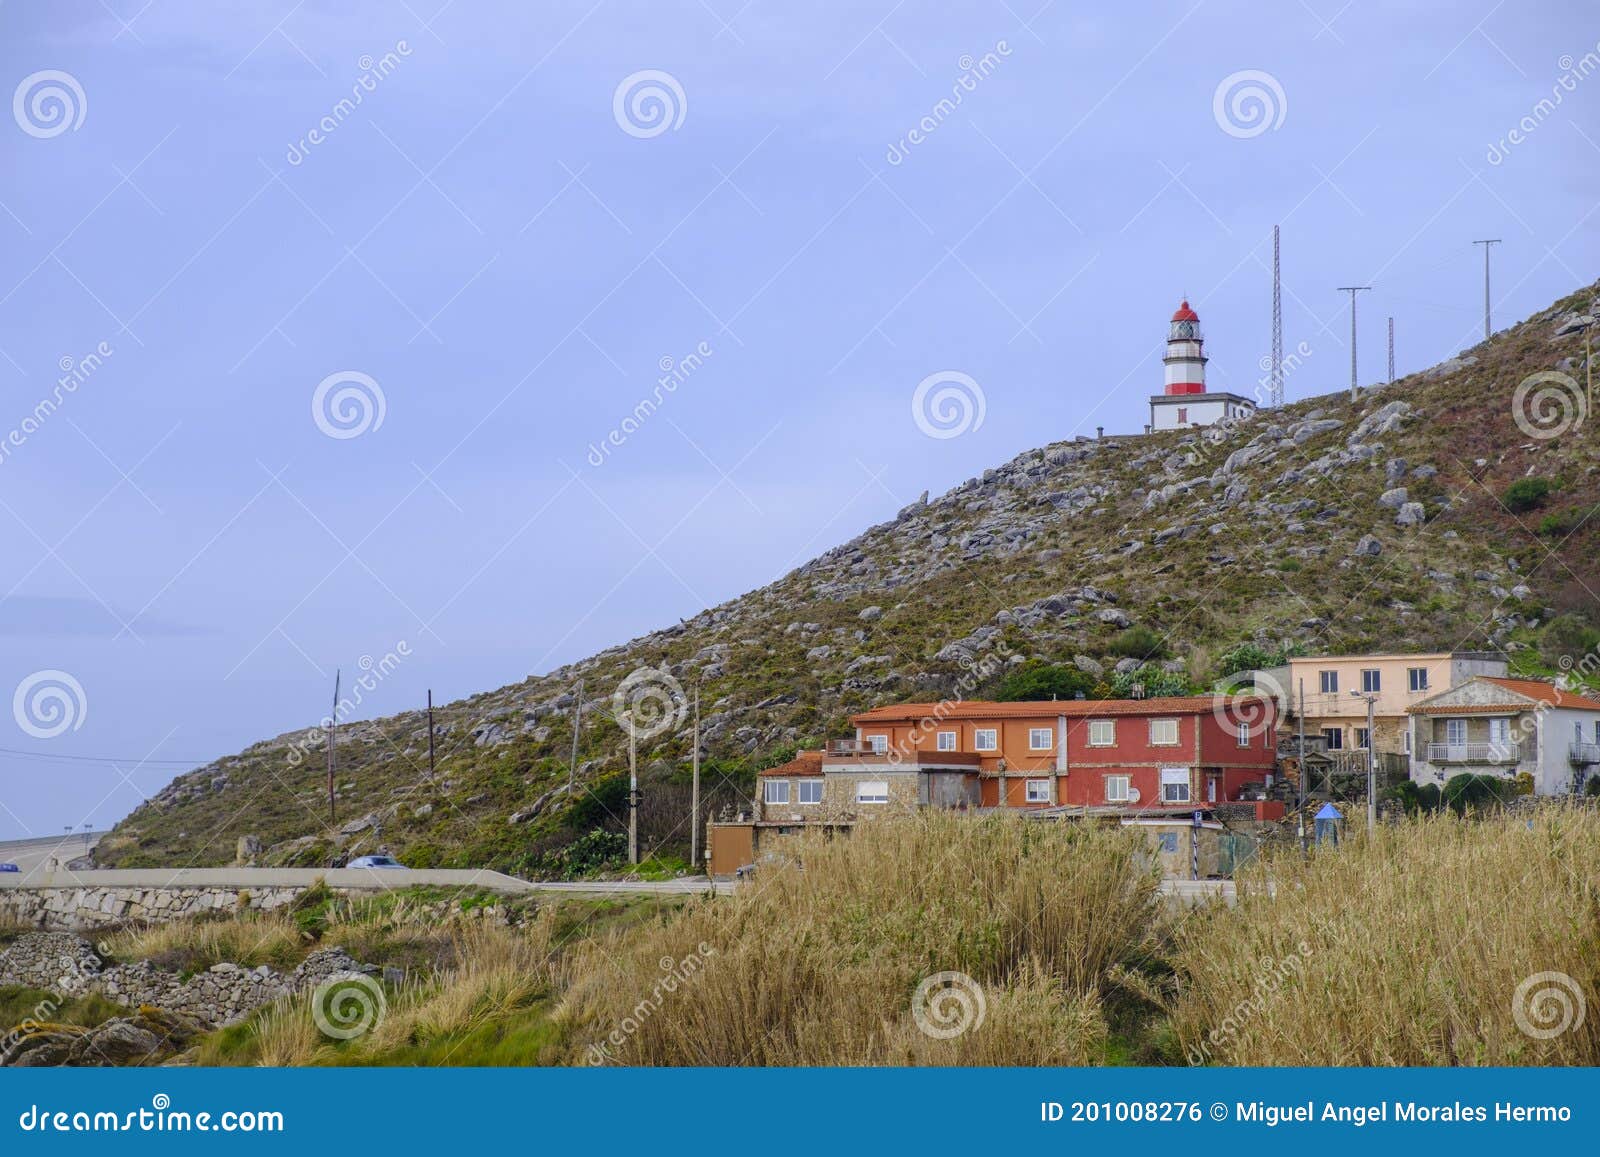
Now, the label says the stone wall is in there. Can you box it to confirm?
[0,885,308,931]
[0,931,374,1031]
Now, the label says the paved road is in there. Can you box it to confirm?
[0,832,105,883]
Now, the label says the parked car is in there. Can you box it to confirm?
[347,855,405,869]
[0,862,19,872]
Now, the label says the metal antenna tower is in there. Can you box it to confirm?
[1338,286,1371,402]
[1387,316,1395,383]
[1271,225,1284,407]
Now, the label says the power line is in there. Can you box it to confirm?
[0,746,207,766]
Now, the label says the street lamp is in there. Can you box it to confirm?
[1350,691,1379,834]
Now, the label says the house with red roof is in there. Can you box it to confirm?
[1406,676,1600,795]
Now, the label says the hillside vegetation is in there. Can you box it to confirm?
[100,281,1600,873]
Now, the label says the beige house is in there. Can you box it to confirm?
[1269,651,1507,762]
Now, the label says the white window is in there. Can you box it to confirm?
[1445,718,1466,745]
[1355,728,1370,750]
[1149,718,1179,746]
[1160,768,1191,803]
[1237,721,1250,747]
[1323,727,1343,750]
[1319,670,1338,694]
[867,734,887,754]
[936,730,957,752]
[1105,775,1131,803]
[1361,669,1381,693]
[798,779,823,804]
[974,729,998,752]
[857,780,889,804]
[763,780,790,805]
[1408,667,1429,692]
[1087,719,1115,746]
[1028,727,1053,750]
[1025,778,1051,803]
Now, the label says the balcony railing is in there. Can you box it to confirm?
[1425,741,1526,765]
[826,739,886,755]
[1571,742,1600,766]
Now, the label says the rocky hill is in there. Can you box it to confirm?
[99,280,1600,873]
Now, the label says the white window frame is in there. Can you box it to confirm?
[867,734,888,754]
[936,730,957,752]
[1323,727,1343,751]
[763,780,790,805]
[1408,667,1429,692]
[1355,727,1370,750]
[797,779,824,805]
[856,780,889,804]
[1160,768,1192,803]
[1104,775,1131,803]
[973,728,998,752]
[1087,719,1115,747]
[1361,668,1381,694]
[1319,670,1338,694]
[1237,721,1250,747]
[1025,778,1051,803]
[1028,727,1053,751]
[1149,718,1179,746]
[1445,718,1466,746]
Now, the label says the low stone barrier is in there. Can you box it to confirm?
[0,885,306,931]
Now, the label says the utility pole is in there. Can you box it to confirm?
[426,689,436,781]
[1271,224,1284,407]
[327,669,341,825]
[690,684,701,873]
[1338,286,1371,402]
[1387,316,1395,383]
[1351,690,1378,835]
[567,678,584,795]
[1473,239,1501,341]
[627,726,639,865]
[1297,678,1308,856]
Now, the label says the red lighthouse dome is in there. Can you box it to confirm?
[1171,300,1200,323]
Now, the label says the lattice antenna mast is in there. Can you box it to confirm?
[1473,239,1501,340]
[1271,225,1284,408]
[1338,285,1372,402]
[1387,316,1395,383]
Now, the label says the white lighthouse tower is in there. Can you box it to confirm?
[1147,299,1256,432]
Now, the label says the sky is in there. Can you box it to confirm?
[0,0,1596,839]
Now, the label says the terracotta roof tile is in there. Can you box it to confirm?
[850,695,1263,724]
[1408,676,1600,714]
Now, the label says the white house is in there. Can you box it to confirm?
[1406,676,1600,796]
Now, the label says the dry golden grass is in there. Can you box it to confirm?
[1172,806,1600,1065]
[558,812,1161,1065]
[103,915,305,972]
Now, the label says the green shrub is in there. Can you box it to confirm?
[1441,773,1517,814]
[1503,477,1551,513]
[994,661,1095,702]
[1537,508,1584,537]
[1107,624,1168,661]
[1539,614,1600,670]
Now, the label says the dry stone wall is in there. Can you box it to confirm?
[0,884,308,931]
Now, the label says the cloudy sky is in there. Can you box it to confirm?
[0,0,1596,838]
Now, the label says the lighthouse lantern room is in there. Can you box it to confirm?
[1147,299,1257,432]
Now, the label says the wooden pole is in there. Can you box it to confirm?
[628,727,639,865]
[690,685,701,871]
[568,678,584,795]
[327,669,340,825]
[426,688,436,781]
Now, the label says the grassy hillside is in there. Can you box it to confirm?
[99,280,1600,873]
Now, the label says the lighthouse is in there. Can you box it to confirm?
[1147,299,1256,432]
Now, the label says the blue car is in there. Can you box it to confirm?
[347,855,404,869]
[0,862,19,873]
